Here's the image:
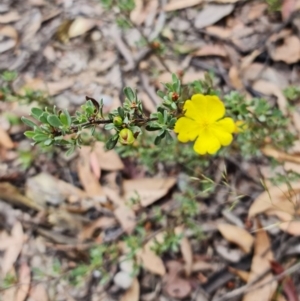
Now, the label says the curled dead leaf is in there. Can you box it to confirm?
[268,35,300,64]
[0,11,21,23]
[242,220,277,301]
[123,177,176,207]
[252,80,288,115]
[114,204,136,234]
[1,222,24,277]
[0,127,14,149]
[164,0,203,11]
[194,4,234,29]
[218,223,254,253]
[192,44,227,57]
[68,17,96,38]
[175,226,193,276]
[248,180,300,218]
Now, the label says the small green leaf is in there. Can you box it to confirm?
[32,134,49,142]
[163,110,168,123]
[86,96,100,113]
[118,107,125,119]
[104,123,115,130]
[171,102,177,110]
[59,113,68,126]
[105,135,119,150]
[24,131,35,138]
[157,112,164,124]
[21,117,37,128]
[31,107,44,118]
[124,87,135,102]
[43,139,53,146]
[157,90,164,99]
[63,110,71,126]
[47,115,63,127]
[154,135,162,145]
[39,112,49,124]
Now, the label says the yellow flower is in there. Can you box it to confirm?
[174,94,235,155]
[234,120,247,133]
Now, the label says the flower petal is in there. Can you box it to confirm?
[184,94,225,122]
[211,127,233,146]
[215,117,235,133]
[193,129,221,155]
[174,117,199,142]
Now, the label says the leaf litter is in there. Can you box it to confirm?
[0,0,300,300]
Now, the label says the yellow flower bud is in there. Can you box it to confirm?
[119,128,135,145]
[113,116,123,126]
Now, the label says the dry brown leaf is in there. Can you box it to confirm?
[19,78,74,96]
[1,182,42,211]
[22,10,42,41]
[192,44,227,57]
[91,142,124,171]
[1,222,24,277]
[79,217,117,241]
[266,209,300,236]
[138,247,166,276]
[130,0,158,25]
[138,232,166,276]
[0,39,16,53]
[0,127,14,149]
[29,283,49,301]
[120,278,140,301]
[240,50,262,70]
[228,266,250,282]
[123,177,176,207]
[0,11,21,23]
[15,263,31,301]
[194,4,234,29]
[229,66,243,89]
[261,146,300,164]
[114,204,136,234]
[77,147,106,202]
[164,0,203,11]
[206,26,232,39]
[68,17,96,38]
[0,25,18,40]
[247,3,267,21]
[253,80,288,115]
[284,161,300,174]
[242,221,277,301]
[248,181,300,218]
[243,63,288,88]
[192,261,215,272]
[218,223,254,253]
[175,226,193,276]
[269,35,300,64]
[89,150,101,180]
[26,172,87,208]
[130,0,143,24]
